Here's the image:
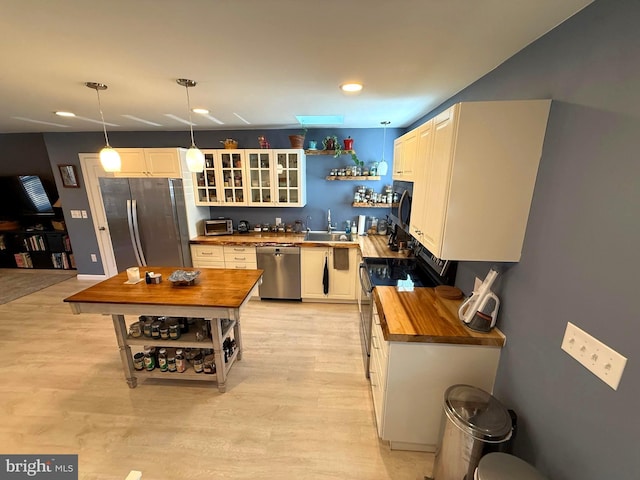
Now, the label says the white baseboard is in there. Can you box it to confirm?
[77,273,108,281]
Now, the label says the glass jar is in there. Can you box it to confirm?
[133,352,145,371]
[158,348,168,372]
[151,320,161,339]
[159,326,170,340]
[129,321,142,338]
[193,353,204,374]
[175,349,187,373]
[142,319,153,337]
[167,350,177,372]
[143,347,155,371]
[168,322,181,340]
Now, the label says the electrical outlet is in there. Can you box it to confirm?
[81,210,88,218]
[90,254,97,262]
[275,217,282,225]
[561,322,627,390]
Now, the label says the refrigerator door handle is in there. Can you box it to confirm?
[131,199,147,266]
[127,200,143,266]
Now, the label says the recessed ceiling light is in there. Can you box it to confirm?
[192,108,209,115]
[55,111,76,117]
[340,83,363,93]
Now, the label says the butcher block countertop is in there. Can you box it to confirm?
[190,232,405,256]
[373,287,505,347]
[64,266,263,310]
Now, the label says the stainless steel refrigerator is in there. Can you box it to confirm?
[99,177,192,271]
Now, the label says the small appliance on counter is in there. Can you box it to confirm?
[237,220,250,234]
[204,218,233,236]
[458,267,501,332]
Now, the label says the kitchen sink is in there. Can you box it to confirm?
[304,231,353,242]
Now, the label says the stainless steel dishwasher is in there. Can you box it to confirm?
[256,246,301,300]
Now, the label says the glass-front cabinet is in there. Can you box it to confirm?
[246,149,306,207]
[195,149,305,207]
[194,150,247,206]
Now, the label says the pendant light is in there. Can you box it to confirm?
[85,82,121,172]
[378,121,390,176]
[176,78,205,173]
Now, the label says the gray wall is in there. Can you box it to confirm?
[409,1,638,478]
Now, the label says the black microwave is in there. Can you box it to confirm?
[389,180,413,229]
[204,218,233,236]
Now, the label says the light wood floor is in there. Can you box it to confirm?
[0,276,434,480]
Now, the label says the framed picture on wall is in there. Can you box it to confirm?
[58,164,79,188]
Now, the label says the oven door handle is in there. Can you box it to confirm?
[359,263,372,295]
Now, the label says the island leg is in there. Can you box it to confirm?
[111,314,137,388]
[209,317,227,393]
[234,318,243,361]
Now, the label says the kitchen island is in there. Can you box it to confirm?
[64,266,263,393]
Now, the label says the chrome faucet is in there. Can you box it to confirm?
[327,209,334,232]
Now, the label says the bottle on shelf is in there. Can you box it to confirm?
[158,348,168,372]
[143,347,155,371]
[175,349,187,373]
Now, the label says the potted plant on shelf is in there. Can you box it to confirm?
[289,126,307,149]
[333,141,364,173]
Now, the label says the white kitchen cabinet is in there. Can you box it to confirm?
[246,149,306,207]
[410,99,551,261]
[114,148,183,178]
[370,298,501,452]
[223,245,257,270]
[193,150,248,206]
[300,247,358,302]
[190,244,225,269]
[392,129,417,181]
[408,120,434,245]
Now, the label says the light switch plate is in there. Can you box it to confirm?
[70,210,81,219]
[561,322,627,390]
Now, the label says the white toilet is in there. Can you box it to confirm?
[475,452,548,480]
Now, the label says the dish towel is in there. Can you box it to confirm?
[323,256,329,294]
[333,248,350,271]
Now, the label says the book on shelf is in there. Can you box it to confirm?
[14,252,33,268]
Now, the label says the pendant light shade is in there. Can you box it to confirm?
[186,146,205,172]
[378,121,390,176]
[177,78,205,173]
[85,82,121,172]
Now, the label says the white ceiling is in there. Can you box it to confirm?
[0,0,593,134]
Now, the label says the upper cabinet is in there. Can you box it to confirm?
[392,129,417,181]
[114,148,182,178]
[194,150,248,206]
[246,149,306,207]
[410,100,551,261]
[193,149,306,207]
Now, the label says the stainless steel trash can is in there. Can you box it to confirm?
[432,385,513,480]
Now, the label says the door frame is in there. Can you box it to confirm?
[79,154,118,277]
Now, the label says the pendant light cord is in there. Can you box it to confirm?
[185,85,196,148]
[94,88,111,148]
[381,120,390,162]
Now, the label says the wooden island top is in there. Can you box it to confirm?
[64,266,263,314]
[374,286,505,347]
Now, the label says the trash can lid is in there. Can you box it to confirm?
[475,453,548,480]
[443,384,512,442]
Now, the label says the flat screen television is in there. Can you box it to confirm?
[0,175,56,219]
